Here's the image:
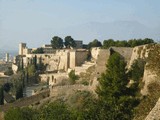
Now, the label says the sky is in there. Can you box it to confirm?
[0,0,160,51]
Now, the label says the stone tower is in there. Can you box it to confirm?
[5,53,9,62]
[19,43,26,55]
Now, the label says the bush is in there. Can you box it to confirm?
[68,70,79,84]
[134,82,160,120]
[4,67,13,76]
[129,59,146,81]
[4,107,40,120]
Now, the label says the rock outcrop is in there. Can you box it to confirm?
[145,98,160,120]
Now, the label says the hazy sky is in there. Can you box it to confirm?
[0,0,160,50]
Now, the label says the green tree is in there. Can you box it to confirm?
[3,82,12,93]
[21,57,24,70]
[88,39,102,49]
[41,101,74,120]
[68,70,78,84]
[51,36,63,49]
[27,65,36,77]
[32,47,44,54]
[64,36,76,48]
[16,83,23,100]
[4,107,40,120]
[0,85,4,105]
[4,107,23,120]
[129,59,145,81]
[33,55,37,69]
[96,52,138,119]
[4,67,14,76]
[102,39,115,48]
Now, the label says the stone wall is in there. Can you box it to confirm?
[75,50,88,66]
[12,63,18,73]
[111,47,133,66]
[91,47,101,60]
[50,84,90,97]
[128,45,149,68]
[40,73,68,86]
[0,89,50,112]
[69,51,76,69]
[69,50,88,69]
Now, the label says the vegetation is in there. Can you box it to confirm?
[146,44,160,74]
[102,38,155,48]
[3,37,159,119]
[4,67,13,76]
[32,47,44,54]
[3,82,12,93]
[88,39,102,49]
[64,36,76,48]
[134,82,160,120]
[40,101,73,120]
[51,36,63,49]
[0,85,4,105]
[129,59,146,81]
[68,70,78,84]
[4,107,39,120]
[96,52,139,119]
[16,83,23,100]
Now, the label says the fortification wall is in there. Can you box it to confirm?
[0,89,50,112]
[91,47,101,60]
[40,73,68,86]
[50,84,90,97]
[12,63,18,73]
[75,50,88,66]
[111,47,133,66]
[128,45,149,68]
[69,51,76,69]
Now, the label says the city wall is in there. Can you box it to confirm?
[0,89,50,112]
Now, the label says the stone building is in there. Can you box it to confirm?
[14,43,89,72]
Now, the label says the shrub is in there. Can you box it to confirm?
[68,70,79,84]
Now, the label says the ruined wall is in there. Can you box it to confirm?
[75,50,88,66]
[91,47,101,60]
[50,84,90,97]
[111,47,133,66]
[25,50,70,71]
[125,44,160,95]
[69,51,76,69]
[128,45,149,68]
[0,89,50,112]
[12,63,18,73]
[69,50,88,69]
[40,73,68,86]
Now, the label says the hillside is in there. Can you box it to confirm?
[1,44,160,119]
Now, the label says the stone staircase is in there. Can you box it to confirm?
[75,61,95,75]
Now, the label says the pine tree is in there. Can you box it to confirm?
[96,52,138,119]
[0,85,4,105]
[21,57,24,70]
[33,55,37,70]
[16,84,23,100]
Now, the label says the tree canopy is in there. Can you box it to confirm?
[64,36,76,48]
[0,85,4,105]
[51,36,63,49]
[88,39,102,49]
[102,38,155,48]
[32,47,44,54]
[96,52,139,119]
